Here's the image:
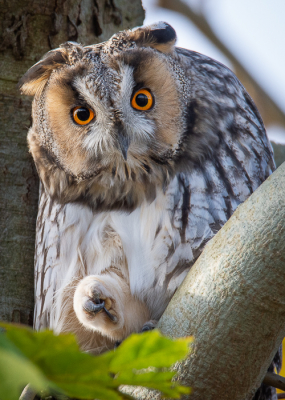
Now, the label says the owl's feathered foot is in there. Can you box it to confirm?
[74,276,120,338]
[73,274,151,341]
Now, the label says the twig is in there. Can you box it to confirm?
[158,0,285,128]
[19,384,36,400]
[264,372,285,391]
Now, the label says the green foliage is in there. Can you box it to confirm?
[0,331,48,400]
[0,323,192,400]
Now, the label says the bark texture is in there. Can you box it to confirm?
[122,162,285,400]
[0,0,144,324]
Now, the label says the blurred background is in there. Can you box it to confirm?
[142,0,285,387]
[142,0,285,166]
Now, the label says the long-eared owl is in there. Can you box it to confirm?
[20,22,278,398]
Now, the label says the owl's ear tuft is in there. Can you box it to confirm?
[18,42,83,96]
[130,22,177,53]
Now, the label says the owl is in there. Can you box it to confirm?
[20,22,278,398]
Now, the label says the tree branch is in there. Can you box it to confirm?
[121,162,285,399]
[264,372,285,392]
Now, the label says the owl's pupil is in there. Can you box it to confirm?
[76,108,90,121]
[135,93,148,107]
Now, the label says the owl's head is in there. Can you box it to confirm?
[19,22,218,211]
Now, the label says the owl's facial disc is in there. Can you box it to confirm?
[22,28,185,209]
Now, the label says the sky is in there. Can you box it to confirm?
[142,0,285,144]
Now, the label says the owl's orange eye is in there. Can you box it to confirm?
[72,106,95,125]
[131,89,153,111]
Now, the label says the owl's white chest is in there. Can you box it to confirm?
[36,174,215,331]
[63,188,173,296]
[42,177,191,322]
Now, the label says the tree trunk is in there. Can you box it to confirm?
[0,0,144,325]
[122,162,285,400]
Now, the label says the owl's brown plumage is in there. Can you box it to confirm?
[20,22,277,399]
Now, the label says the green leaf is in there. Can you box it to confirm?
[1,323,118,399]
[0,323,192,400]
[0,332,48,400]
[99,330,192,399]
[102,330,193,372]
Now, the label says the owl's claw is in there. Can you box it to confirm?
[83,298,105,314]
[83,299,117,322]
[103,306,117,322]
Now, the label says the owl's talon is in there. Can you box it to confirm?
[103,307,117,322]
[83,298,117,322]
[83,299,105,314]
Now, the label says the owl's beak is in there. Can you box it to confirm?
[117,130,130,161]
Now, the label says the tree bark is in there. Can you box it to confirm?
[122,162,285,400]
[0,0,144,325]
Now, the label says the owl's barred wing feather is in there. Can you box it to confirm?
[175,47,274,182]
[34,184,64,330]
[162,46,275,276]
